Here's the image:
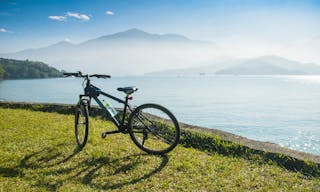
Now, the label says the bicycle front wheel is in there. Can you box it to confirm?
[75,99,89,148]
[128,103,180,155]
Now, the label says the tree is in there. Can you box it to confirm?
[0,58,63,79]
[0,65,4,79]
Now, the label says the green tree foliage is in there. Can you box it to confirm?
[0,58,63,79]
[0,65,4,79]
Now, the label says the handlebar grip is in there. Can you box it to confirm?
[63,72,80,77]
[100,75,111,78]
[89,74,111,78]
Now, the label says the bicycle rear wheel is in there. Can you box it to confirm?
[75,99,89,148]
[128,103,180,155]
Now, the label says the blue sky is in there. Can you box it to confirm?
[1,0,320,53]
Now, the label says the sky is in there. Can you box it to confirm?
[0,0,320,53]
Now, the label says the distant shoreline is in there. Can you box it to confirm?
[0,77,64,80]
[0,76,64,80]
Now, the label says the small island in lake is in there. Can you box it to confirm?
[0,58,63,79]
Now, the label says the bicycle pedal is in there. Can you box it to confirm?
[101,132,107,139]
[101,130,120,138]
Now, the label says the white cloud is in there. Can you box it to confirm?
[64,38,71,42]
[67,12,90,21]
[48,15,66,21]
[105,11,114,15]
[0,28,7,33]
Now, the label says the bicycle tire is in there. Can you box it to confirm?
[128,103,180,155]
[75,99,89,148]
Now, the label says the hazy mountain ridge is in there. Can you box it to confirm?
[79,28,214,49]
[216,56,320,75]
[85,28,192,43]
[0,28,218,75]
[148,55,320,76]
[0,28,319,75]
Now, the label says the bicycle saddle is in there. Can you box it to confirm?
[117,86,138,95]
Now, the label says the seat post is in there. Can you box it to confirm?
[121,95,129,127]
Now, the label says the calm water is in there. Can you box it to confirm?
[1,75,320,155]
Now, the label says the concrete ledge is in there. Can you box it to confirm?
[180,122,320,164]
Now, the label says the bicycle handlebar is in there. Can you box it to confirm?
[89,74,111,78]
[63,72,111,79]
[63,72,81,77]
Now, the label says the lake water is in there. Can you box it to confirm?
[1,75,320,155]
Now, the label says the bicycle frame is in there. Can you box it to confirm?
[64,71,180,154]
[79,79,133,133]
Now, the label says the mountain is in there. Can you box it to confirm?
[8,41,75,58]
[148,55,320,76]
[216,56,320,75]
[83,28,193,44]
[0,29,218,75]
[3,29,318,75]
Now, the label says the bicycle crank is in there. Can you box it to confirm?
[101,130,121,138]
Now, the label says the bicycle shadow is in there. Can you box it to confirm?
[78,153,168,190]
[0,143,76,179]
[19,143,82,169]
[7,142,168,191]
[0,167,20,177]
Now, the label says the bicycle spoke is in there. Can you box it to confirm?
[149,130,174,144]
[129,104,180,154]
[134,112,153,128]
[133,120,175,142]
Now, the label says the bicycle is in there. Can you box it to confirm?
[63,71,180,155]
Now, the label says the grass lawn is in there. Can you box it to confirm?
[0,108,319,191]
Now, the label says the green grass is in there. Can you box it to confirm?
[0,108,320,191]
